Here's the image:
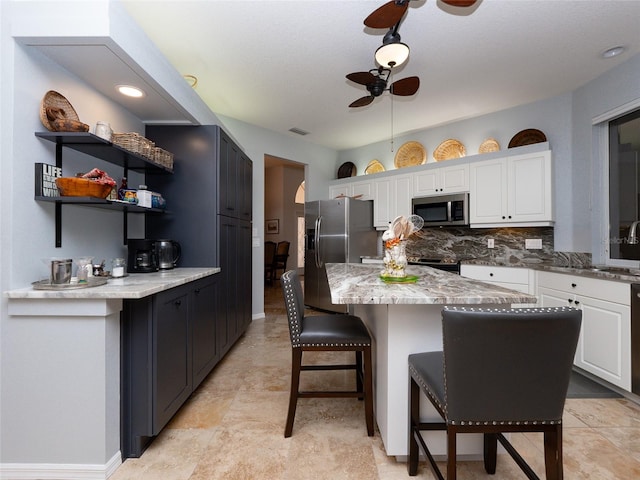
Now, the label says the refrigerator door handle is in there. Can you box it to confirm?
[315,216,323,268]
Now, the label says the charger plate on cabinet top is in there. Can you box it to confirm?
[394,141,426,168]
[365,159,385,174]
[433,139,466,161]
[508,129,547,148]
[478,138,500,153]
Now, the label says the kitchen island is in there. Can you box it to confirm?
[325,263,537,459]
[4,268,220,477]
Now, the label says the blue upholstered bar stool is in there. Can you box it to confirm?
[280,270,374,438]
[408,306,581,480]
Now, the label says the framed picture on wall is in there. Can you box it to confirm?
[266,219,279,234]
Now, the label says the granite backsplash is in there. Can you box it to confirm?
[393,226,592,267]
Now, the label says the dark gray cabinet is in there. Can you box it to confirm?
[121,275,219,458]
[145,125,253,351]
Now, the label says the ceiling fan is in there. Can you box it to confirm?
[364,0,478,29]
[346,68,420,108]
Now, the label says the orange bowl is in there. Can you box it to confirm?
[55,177,112,198]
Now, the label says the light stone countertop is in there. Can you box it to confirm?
[325,263,537,305]
[4,268,220,299]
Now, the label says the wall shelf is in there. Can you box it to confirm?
[35,132,172,246]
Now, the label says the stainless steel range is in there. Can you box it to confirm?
[408,258,461,274]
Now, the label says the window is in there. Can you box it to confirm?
[609,108,640,260]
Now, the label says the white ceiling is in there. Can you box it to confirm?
[120,0,640,151]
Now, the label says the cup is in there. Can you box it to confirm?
[50,259,72,284]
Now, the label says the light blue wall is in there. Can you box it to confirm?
[337,52,640,258]
[572,53,640,264]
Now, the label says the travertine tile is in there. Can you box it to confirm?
[111,285,640,480]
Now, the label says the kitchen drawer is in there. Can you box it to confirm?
[461,264,529,285]
[537,271,630,305]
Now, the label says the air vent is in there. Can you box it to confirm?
[288,127,309,136]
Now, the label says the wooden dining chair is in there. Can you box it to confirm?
[264,241,276,285]
[280,270,374,438]
[273,241,290,281]
[408,306,582,480]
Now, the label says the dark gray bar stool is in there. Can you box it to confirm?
[408,306,582,480]
[280,270,374,438]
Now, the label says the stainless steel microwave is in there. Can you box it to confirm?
[412,193,469,226]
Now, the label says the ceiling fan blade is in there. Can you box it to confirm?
[346,71,377,85]
[390,76,420,96]
[441,0,477,7]
[349,96,375,108]
[364,1,409,29]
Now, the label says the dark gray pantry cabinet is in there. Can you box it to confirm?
[145,125,253,357]
[121,125,252,458]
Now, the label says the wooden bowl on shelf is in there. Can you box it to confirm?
[55,177,113,198]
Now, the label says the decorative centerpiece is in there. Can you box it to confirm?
[381,215,423,280]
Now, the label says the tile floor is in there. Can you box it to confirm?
[111,283,640,479]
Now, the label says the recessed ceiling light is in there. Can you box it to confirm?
[601,46,625,59]
[116,85,145,98]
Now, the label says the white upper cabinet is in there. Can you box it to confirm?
[470,150,553,227]
[350,179,374,200]
[414,163,469,197]
[373,174,413,229]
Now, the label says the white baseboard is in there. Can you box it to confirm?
[0,452,121,480]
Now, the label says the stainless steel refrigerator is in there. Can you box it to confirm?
[304,197,378,313]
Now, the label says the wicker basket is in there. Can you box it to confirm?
[153,147,174,170]
[55,177,113,199]
[39,90,81,131]
[433,139,466,161]
[112,132,155,159]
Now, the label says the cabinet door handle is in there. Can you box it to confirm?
[574,300,580,306]
[568,299,573,304]
[489,273,494,277]
[194,289,201,294]
[174,300,182,307]
[571,283,577,288]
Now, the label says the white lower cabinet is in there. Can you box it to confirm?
[460,264,536,307]
[537,271,631,391]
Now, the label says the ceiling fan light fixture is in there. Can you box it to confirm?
[375,42,410,69]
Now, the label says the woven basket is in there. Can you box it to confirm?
[153,147,174,170]
[112,132,155,159]
[40,91,80,131]
[394,141,426,168]
[508,129,547,148]
[433,139,466,161]
[365,159,385,174]
[478,138,500,154]
[55,177,113,199]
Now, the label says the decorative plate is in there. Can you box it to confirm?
[337,162,357,179]
[365,159,386,175]
[379,275,419,284]
[478,138,500,154]
[394,141,426,169]
[433,139,466,161]
[508,129,547,148]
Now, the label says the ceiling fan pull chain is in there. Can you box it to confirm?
[390,92,395,152]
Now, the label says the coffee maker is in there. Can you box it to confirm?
[127,239,159,273]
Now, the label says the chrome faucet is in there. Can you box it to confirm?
[629,221,640,245]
